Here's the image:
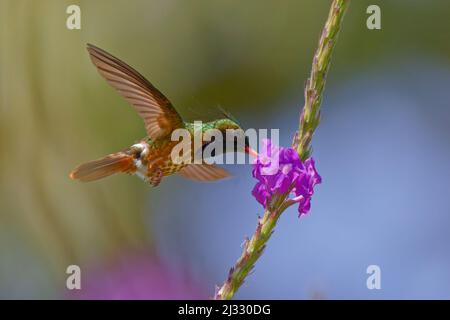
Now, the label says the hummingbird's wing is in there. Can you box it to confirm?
[178,164,230,182]
[87,44,184,140]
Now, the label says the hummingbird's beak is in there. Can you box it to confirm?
[244,136,259,158]
[245,146,259,158]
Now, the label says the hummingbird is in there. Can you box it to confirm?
[70,44,256,187]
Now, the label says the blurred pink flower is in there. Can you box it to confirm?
[67,252,205,300]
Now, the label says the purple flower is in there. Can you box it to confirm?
[251,140,321,216]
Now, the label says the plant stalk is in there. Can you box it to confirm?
[215,0,350,300]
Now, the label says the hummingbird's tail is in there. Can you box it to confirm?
[69,152,135,182]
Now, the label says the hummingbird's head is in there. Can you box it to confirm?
[202,118,256,157]
[211,118,242,132]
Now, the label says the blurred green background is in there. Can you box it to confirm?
[1,0,450,298]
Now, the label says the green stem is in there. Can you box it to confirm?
[295,0,350,160]
[215,194,287,300]
[215,0,350,300]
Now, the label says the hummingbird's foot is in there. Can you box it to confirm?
[149,168,163,187]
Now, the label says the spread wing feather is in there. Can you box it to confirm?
[178,164,230,182]
[87,44,183,139]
